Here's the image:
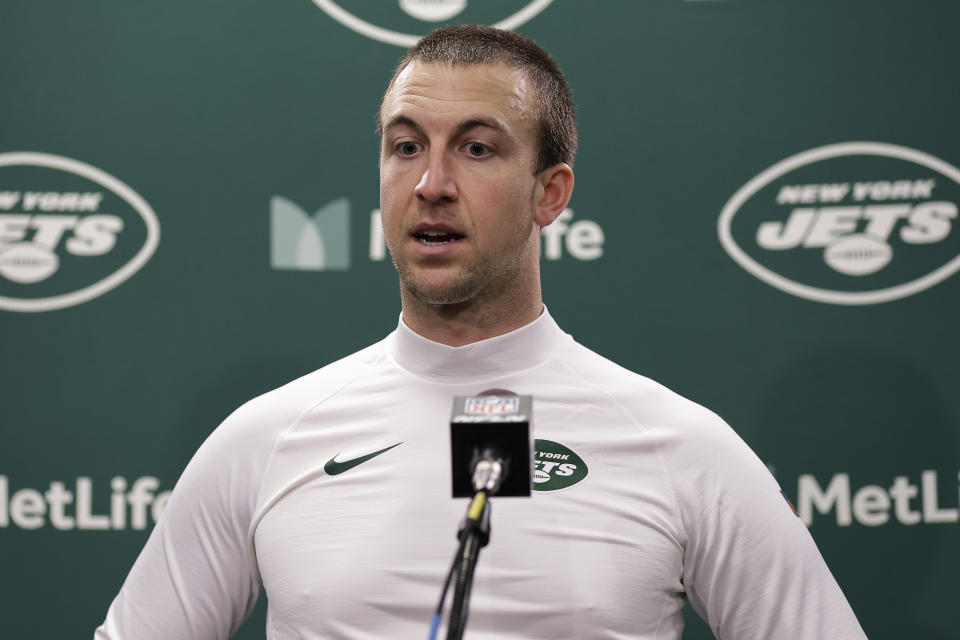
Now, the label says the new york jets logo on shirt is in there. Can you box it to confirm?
[532,439,588,491]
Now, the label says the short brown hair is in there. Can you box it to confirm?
[379,24,578,173]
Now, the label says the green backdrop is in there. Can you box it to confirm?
[2,1,958,637]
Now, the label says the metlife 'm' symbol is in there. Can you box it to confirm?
[718,142,960,304]
[0,152,160,313]
[311,0,555,47]
[270,196,350,271]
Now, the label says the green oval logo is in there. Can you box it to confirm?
[532,439,588,492]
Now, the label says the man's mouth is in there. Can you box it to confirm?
[414,229,464,246]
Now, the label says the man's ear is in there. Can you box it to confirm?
[534,163,575,227]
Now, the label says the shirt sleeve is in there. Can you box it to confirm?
[665,406,867,639]
[94,401,273,640]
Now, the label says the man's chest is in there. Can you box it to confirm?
[253,397,686,639]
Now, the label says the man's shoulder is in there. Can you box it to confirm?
[216,335,393,439]
[253,336,390,412]
[556,336,721,427]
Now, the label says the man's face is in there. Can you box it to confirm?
[378,61,542,307]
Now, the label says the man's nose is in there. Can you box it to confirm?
[414,151,457,203]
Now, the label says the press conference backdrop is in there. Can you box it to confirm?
[2,1,957,637]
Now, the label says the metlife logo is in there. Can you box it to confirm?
[0,475,169,531]
[270,196,605,270]
[797,470,960,528]
[719,142,960,304]
[270,196,350,270]
[311,0,555,47]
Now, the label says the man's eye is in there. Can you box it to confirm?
[465,142,491,157]
[396,141,421,156]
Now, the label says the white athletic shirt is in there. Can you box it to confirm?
[95,309,866,639]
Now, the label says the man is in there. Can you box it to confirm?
[96,25,865,639]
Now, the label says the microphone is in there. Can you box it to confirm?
[449,391,532,498]
[433,392,533,640]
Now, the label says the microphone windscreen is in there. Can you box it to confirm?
[449,394,532,498]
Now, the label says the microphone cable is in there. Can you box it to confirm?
[428,491,490,640]
[429,534,465,640]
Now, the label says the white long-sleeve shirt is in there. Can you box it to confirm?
[96,309,865,639]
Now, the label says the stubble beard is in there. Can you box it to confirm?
[392,216,536,308]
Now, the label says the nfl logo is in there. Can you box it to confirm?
[465,396,520,415]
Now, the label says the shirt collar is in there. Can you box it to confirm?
[388,306,568,383]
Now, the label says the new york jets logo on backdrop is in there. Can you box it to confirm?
[718,142,960,305]
[532,439,588,492]
[0,152,160,312]
[311,0,555,47]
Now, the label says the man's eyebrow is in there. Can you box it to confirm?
[382,115,422,135]
[453,118,508,137]
[381,115,509,138]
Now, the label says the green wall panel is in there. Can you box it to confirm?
[2,1,957,637]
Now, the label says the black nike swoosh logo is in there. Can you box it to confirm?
[323,442,402,476]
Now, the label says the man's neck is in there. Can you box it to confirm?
[400,287,544,347]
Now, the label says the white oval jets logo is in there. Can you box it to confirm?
[0,152,160,312]
[311,0,554,47]
[718,142,960,305]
